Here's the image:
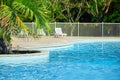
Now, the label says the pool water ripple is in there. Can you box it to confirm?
[0,40,120,80]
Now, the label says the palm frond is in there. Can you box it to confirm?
[0,4,28,36]
[13,0,50,30]
[0,0,51,38]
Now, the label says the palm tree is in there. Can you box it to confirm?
[0,0,50,54]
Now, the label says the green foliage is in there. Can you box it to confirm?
[103,0,120,22]
[84,0,112,22]
[0,0,51,53]
[46,0,85,22]
[0,0,50,39]
[31,0,120,23]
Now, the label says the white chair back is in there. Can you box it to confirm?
[37,28,46,36]
[55,28,63,35]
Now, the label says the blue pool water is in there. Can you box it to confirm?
[0,40,120,80]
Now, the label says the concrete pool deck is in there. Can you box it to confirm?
[0,36,119,56]
[11,36,120,50]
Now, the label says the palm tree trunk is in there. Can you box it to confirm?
[0,38,9,54]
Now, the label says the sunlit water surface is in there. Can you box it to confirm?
[0,40,120,80]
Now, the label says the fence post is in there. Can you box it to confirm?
[55,22,56,28]
[54,22,56,35]
[32,22,34,31]
[78,22,79,36]
[70,22,72,36]
[102,22,104,37]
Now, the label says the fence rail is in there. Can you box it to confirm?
[23,22,120,37]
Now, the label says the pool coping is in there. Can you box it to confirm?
[0,37,120,56]
[12,37,120,49]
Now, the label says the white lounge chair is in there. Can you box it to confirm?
[37,28,46,36]
[20,30,24,37]
[54,28,67,37]
[19,30,28,37]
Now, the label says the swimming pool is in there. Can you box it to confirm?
[0,40,120,80]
